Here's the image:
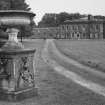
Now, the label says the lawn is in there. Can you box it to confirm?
[55,39,105,72]
[1,39,105,105]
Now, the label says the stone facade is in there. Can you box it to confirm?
[59,16,105,39]
[31,27,59,39]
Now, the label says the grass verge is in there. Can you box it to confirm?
[55,39,105,72]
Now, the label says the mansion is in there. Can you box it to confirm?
[59,15,105,39]
[32,15,105,39]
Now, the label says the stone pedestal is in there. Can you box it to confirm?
[0,27,37,101]
[0,49,37,101]
[0,10,37,101]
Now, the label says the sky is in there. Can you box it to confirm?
[26,0,105,24]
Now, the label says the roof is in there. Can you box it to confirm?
[63,17,104,24]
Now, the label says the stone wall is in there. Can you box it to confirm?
[31,27,59,39]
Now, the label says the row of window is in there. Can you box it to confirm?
[60,32,85,39]
[61,24,102,31]
[59,32,101,39]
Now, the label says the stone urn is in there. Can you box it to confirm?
[0,10,37,101]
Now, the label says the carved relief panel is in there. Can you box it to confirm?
[16,54,35,90]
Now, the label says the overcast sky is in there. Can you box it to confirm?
[26,0,105,24]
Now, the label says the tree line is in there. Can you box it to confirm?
[38,12,105,27]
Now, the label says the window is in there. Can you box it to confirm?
[83,33,85,38]
[72,25,75,30]
[77,34,79,37]
[72,33,74,38]
[66,25,69,30]
[96,24,99,30]
[74,25,77,30]
[62,25,65,30]
[82,25,86,31]
[69,25,71,30]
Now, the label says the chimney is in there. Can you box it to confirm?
[88,15,94,20]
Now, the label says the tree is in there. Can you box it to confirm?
[0,0,31,11]
[38,12,86,27]
[56,12,70,25]
[38,13,58,27]
[9,0,31,11]
[0,0,36,39]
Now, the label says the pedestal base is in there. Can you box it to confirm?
[0,48,37,101]
[0,87,38,101]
